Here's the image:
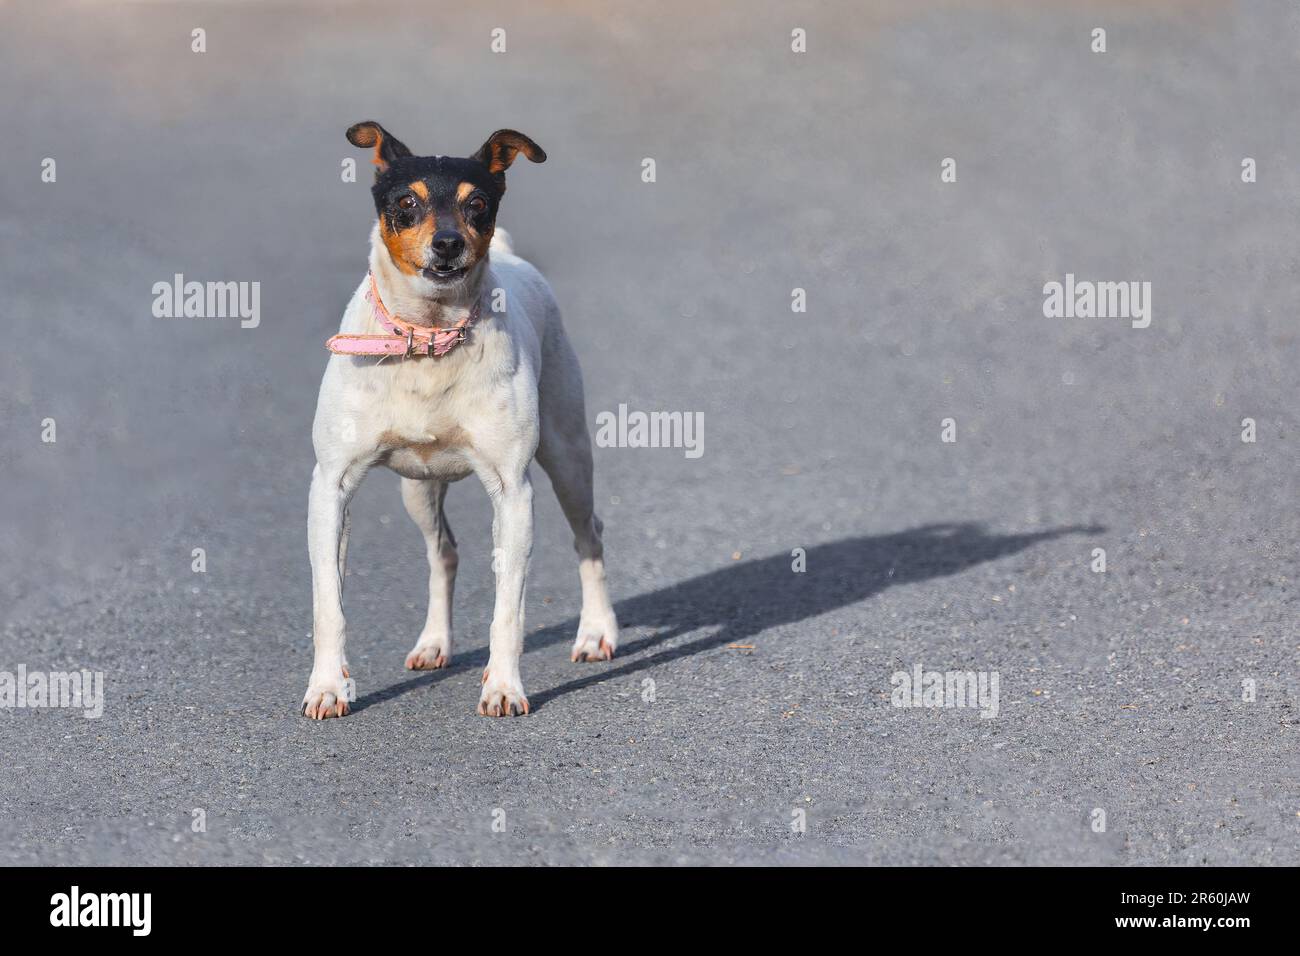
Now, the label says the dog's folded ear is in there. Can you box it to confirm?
[472,130,546,191]
[346,121,413,172]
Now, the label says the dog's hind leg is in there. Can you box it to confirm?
[400,477,458,671]
[536,402,619,664]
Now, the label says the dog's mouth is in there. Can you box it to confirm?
[422,263,469,282]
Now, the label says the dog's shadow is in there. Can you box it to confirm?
[353,521,1100,713]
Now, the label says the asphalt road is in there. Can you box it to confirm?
[0,1,1296,865]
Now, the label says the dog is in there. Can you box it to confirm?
[302,121,618,719]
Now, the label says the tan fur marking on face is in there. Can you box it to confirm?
[379,427,471,462]
[410,181,429,200]
[456,182,476,202]
[467,222,493,261]
[379,212,438,275]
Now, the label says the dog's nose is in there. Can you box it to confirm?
[431,231,465,260]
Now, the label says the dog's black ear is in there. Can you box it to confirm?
[472,130,546,191]
[346,121,413,172]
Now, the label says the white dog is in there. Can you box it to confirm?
[302,122,618,719]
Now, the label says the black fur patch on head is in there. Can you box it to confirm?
[371,156,502,231]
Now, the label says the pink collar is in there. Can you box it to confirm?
[327,272,482,358]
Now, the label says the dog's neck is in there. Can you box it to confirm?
[366,222,488,329]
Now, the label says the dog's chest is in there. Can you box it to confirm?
[381,432,474,482]
[366,359,483,481]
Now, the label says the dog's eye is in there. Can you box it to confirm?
[397,195,418,211]
[466,195,487,214]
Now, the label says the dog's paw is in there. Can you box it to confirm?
[477,668,529,717]
[404,639,451,671]
[571,611,618,662]
[301,666,355,720]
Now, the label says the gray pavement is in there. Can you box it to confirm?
[0,0,1296,865]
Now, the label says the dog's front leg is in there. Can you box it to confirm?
[401,477,457,671]
[478,469,534,716]
[302,463,360,719]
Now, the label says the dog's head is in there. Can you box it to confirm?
[346,121,545,287]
